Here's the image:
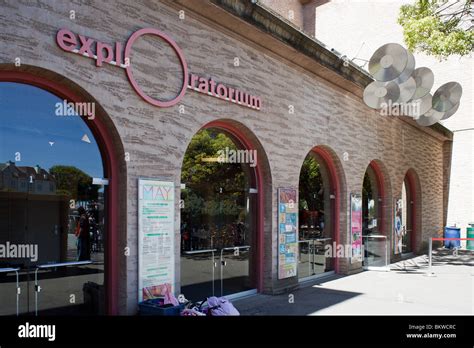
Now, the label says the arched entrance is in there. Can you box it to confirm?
[398,169,422,255]
[362,160,390,267]
[179,121,265,301]
[298,146,342,279]
[0,70,122,315]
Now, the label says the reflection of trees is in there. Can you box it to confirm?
[49,165,98,201]
[299,156,323,212]
[363,172,376,218]
[182,129,247,218]
[181,130,249,245]
[362,172,377,237]
[210,222,247,249]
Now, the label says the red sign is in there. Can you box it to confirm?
[56,28,261,110]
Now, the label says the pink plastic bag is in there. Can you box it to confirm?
[207,296,240,316]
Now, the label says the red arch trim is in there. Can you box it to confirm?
[202,120,264,292]
[0,71,120,315]
[312,147,340,273]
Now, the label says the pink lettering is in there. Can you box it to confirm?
[216,84,228,99]
[56,29,77,52]
[228,87,235,102]
[96,42,113,67]
[115,42,123,66]
[190,73,199,89]
[198,77,208,93]
[209,78,216,96]
[56,28,262,110]
[78,35,95,57]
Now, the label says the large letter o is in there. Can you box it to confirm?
[124,28,188,108]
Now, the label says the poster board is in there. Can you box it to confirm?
[350,193,363,263]
[278,188,298,279]
[138,178,175,302]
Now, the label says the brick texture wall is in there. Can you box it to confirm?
[260,0,305,28]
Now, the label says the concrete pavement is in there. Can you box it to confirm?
[233,250,474,315]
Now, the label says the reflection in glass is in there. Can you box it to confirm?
[180,129,256,301]
[363,235,388,269]
[0,82,105,315]
[298,154,334,279]
[362,166,382,264]
[362,170,378,236]
[401,180,411,253]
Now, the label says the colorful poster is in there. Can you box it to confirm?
[394,198,404,255]
[278,188,298,279]
[350,193,363,263]
[138,179,175,302]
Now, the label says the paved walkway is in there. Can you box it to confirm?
[233,250,474,315]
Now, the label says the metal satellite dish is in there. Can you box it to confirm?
[416,108,444,127]
[396,76,416,103]
[411,67,434,100]
[363,80,400,109]
[394,50,415,83]
[408,93,432,119]
[440,102,460,120]
[368,43,410,82]
[432,82,462,112]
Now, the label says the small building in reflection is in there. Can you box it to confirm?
[0,161,56,195]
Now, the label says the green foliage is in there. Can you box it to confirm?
[363,172,376,219]
[181,129,248,219]
[362,171,372,199]
[298,156,324,212]
[398,0,473,59]
[49,165,98,200]
[181,129,238,189]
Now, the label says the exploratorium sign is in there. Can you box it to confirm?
[56,28,262,110]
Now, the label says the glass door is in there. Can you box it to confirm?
[218,186,256,297]
[180,128,257,302]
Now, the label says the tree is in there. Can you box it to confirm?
[180,129,252,249]
[362,172,376,219]
[181,129,247,219]
[49,165,98,201]
[398,0,473,59]
[298,156,324,212]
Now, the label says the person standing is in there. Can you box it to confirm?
[76,206,91,261]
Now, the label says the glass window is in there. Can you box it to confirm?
[362,170,378,236]
[0,82,106,315]
[362,165,388,266]
[180,128,257,301]
[401,180,411,253]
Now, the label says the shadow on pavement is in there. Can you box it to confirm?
[234,283,362,315]
[390,249,474,275]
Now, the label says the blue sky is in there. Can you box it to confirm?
[0,82,103,178]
